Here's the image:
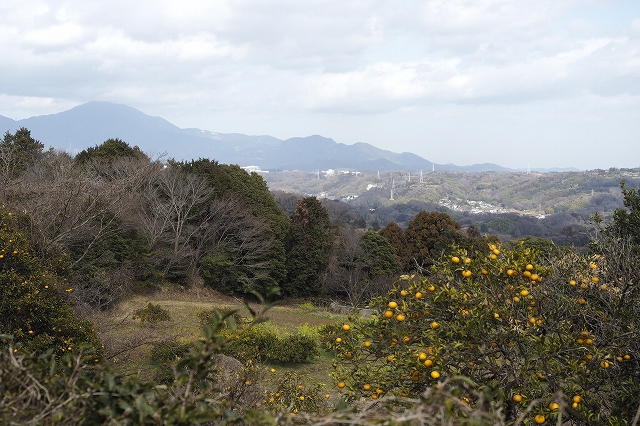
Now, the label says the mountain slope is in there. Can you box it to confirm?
[2,102,513,172]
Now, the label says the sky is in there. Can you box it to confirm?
[1,0,640,170]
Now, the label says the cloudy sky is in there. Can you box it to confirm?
[1,0,639,170]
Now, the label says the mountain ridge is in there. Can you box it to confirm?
[0,102,579,172]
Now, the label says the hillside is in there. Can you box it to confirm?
[2,101,528,172]
[264,167,640,246]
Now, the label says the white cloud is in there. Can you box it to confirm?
[0,0,639,169]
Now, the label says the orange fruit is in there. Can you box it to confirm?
[384,310,394,318]
[534,414,545,424]
[388,301,398,309]
[396,314,406,322]
[512,394,523,403]
[342,324,351,331]
[337,381,346,389]
[451,256,460,264]
[430,321,440,330]
[430,371,440,379]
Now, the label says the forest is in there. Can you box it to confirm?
[1,128,639,425]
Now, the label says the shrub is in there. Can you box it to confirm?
[223,323,319,364]
[328,240,640,424]
[132,303,171,323]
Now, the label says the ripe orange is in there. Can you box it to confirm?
[363,341,371,348]
[400,290,409,297]
[388,301,398,309]
[592,276,599,283]
[464,257,471,264]
[423,359,433,367]
[573,395,582,403]
[428,285,436,291]
[342,324,351,331]
[337,381,346,389]
[530,274,539,281]
[523,271,532,278]
[578,298,586,305]
[363,384,371,391]
[569,279,577,286]
[335,337,342,343]
[589,262,597,269]
[430,321,440,330]
[624,354,631,360]
[534,414,546,424]
[451,256,460,264]
[462,270,472,278]
[520,289,530,297]
[512,394,523,403]
[396,314,406,322]
[481,268,489,275]
[430,371,440,379]
[384,310,394,318]
[549,402,559,411]
[418,352,427,361]
[525,264,534,271]
[415,292,423,299]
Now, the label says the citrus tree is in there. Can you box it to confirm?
[326,240,640,425]
[0,208,101,357]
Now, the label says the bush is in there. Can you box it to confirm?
[132,303,171,323]
[223,323,319,364]
[328,240,640,424]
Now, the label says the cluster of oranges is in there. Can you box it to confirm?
[326,241,638,424]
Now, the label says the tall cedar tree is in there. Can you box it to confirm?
[283,197,333,297]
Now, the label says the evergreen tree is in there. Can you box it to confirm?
[379,221,407,270]
[283,197,333,297]
[403,211,462,270]
[75,138,147,163]
[0,127,44,181]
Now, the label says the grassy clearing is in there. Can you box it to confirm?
[89,288,344,389]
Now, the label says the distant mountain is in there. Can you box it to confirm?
[0,101,518,172]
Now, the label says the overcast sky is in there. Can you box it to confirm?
[1,1,639,170]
